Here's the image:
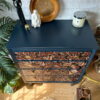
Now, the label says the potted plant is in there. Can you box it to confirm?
[0,0,21,94]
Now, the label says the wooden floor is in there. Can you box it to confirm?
[0,62,100,100]
[0,83,79,100]
[0,81,100,100]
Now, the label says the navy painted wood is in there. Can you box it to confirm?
[7,20,98,50]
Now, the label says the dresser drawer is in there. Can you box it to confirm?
[18,61,86,69]
[20,68,83,82]
[15,51,91,61]
[18,61,86,82]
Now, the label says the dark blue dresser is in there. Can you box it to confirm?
[7,20,98,84]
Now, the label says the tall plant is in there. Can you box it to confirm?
[0,0,20,94]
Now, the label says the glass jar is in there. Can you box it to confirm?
[72,11,86,28]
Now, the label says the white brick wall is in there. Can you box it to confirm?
[1,0,100,31]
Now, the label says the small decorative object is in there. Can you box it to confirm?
[72,11,86,28]
[77,88,91,100]
[30,0,60,22]
[41,97,55,100]
[31,10,41,28]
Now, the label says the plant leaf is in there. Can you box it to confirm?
[8,74,21,87]
[0,57,18,80]
[0,17,16,43]
[0,71,4,85]
[4,83,13,94]
[0,16,19,93]
[0,46,8,56]
[9,80,18,87]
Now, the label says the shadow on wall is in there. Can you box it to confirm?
[86,11,98,32]
[58,0,65,17]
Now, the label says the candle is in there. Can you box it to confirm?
[72,11,86,28]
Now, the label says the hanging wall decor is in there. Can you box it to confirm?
[30,0,60,22]
[13,0,30,30]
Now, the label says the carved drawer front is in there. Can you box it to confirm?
[18,61,86,69]
[15,51,91,61]
[18,61,86,82]
[20,69,83,82]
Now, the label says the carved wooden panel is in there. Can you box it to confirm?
[18,61,86,82]
[15,52,91,61]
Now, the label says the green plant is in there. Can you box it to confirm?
[0,0,11,11]
[0,1,20,94]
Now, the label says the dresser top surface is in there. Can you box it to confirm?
[7,20,98,49]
